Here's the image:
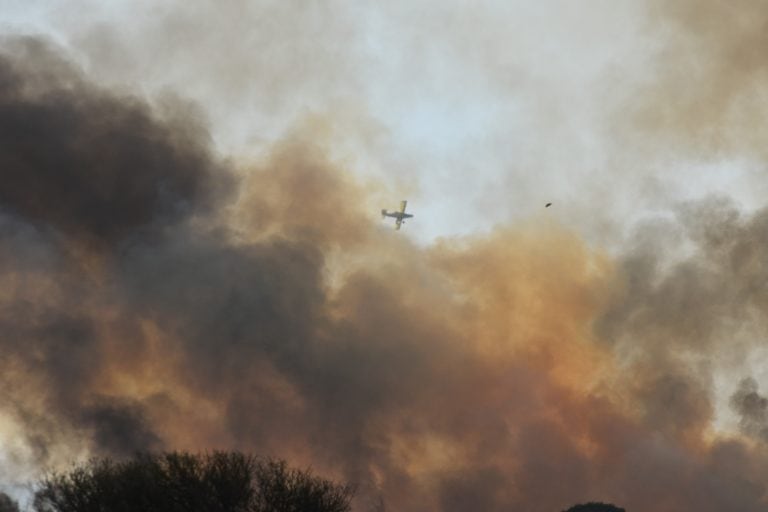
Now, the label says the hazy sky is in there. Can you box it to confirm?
[4,0,764,242]
[3,2,768,511]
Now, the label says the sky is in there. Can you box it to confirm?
[2,1,768,511]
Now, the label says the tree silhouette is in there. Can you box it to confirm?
[0,493,19,512]
[562,502,626,512]
[33,451,354,512]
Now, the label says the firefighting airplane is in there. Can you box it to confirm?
[381,200,414,230]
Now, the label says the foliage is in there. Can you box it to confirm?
[0,493,19,512]
[33,452,354,512]
[562,502,626,512]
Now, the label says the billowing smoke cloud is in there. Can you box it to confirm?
[731,378,768,442]
[0,37,226,246]
[2,26,768,512]
[0,35,227,464]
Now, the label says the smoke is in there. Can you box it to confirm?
[0,35,229,466]
[627,0,768,159]
[731,378,768,442]
[2,22,768,512]
[0,37,227,247]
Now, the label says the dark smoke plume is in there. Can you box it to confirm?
[731,378,768,442]
[0,35,229,464]
[0,36,226,246]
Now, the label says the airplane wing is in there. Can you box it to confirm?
[399,200,408,214]
[395,217,402,230]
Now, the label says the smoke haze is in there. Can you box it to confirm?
[3,1,768,510]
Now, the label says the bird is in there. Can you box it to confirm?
[545,202,552,208]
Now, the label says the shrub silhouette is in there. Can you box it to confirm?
[33,451,354,512]
[0,493,19,512]
[562,503,625,512]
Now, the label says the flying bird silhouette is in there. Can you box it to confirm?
[545,202,552,208]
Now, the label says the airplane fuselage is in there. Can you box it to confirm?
[382,211,413,220]
[382,200,413,230]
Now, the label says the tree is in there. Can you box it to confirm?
[0,493,19,512]
[33,451,354,512]
[562,503,626,512]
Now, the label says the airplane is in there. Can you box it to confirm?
[381,200,414,230]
